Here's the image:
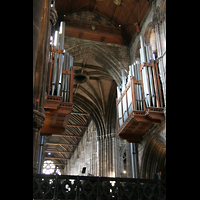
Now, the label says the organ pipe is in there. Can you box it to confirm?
[117,86,121,100]
[136,61,141,80]
[117,35,163,130]
[140,36,151,107]
[57,22,65,96]
[121,69,126,92]
[63,52,69,102]
[51,30,59,95]
[48,21,74,102]
[118,102,122,126]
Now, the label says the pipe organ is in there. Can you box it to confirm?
[40,21,74,136]
[116,36,164,142]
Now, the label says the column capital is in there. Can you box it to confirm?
[50,6,58,26]
[33,108,45,131]
[111,132,118,138]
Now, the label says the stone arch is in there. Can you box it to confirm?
[140,134,166,180]
[67,42,126,137]
[133,22,156,61]
[105,81,117,134]
[67,43,124,86]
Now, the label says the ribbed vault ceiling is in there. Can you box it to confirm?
[45,56,117,168]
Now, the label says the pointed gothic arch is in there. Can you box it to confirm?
[66,42,125,137]
[67,43,124,86]
[140,135,166,180]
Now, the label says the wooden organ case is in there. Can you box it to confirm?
[40,22,74,136]
[116,36,165,142]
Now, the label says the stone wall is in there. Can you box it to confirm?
[64,120,134,178]
[64,120,98,176]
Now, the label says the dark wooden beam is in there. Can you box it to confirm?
[90,0,96,12]
[67,0,71,13]
[101,36,105,42]
[64,19,124,45]
[79,32,83,38]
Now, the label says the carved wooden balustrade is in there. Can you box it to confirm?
[33,174,166,200]
[116,61,165,143]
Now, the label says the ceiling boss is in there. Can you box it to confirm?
[113,0,122,6]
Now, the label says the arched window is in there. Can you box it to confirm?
[42,160,61,175]
[123,152,127,174]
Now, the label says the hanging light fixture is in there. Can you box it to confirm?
[113,0,122,6]
[91,25,96,31]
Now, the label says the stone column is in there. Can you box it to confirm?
[33,0,57,176]
[110,133,120,177]
[97,135,104,176]
[33,107,45,175]
[154,8,166,108]
[33,0,43,81]
[108,134,112,177]
[96,136,100,176]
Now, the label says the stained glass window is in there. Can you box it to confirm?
[42,160,61,175]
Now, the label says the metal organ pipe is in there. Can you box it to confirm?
[57,22,65,96]
[63,52,69,102]
[117,86,123,127]
[117,34,160,129]
[121,69,127,121]
[136,61,141,81]
[61,52,67,99]
[132,60,143,111]
[127,65,133,114]
[140,36,146,63]
[67,55,73,102]
[132,63,139,110]
[145,45,155,107]
[117,86,121,100]
[51,30,59,95]
[121,69,126,92]
[48,21,74,102]
[140,36,151,108]
[128,64,133,82]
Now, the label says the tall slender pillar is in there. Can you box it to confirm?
[33,107,45,175]
[96,136,100,176]
[103,136,107,176]
[33,0,57,176]
[154,9,166,107]
[33,0,43,79]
